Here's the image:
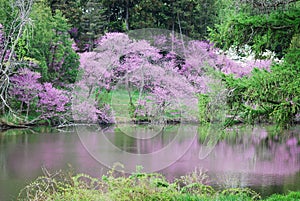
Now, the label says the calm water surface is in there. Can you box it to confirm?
[0,124,300,200]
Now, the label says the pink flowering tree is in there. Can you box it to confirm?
[10,68,43,120]
[147,32,273,125]
[9,68,70,124]
[6,30,273,125]
[37,83,70,121]
[74,30,273,125]
[71,33,130,123]
[155,38,272,92]
[74,32,199,124]
[0,2,79,126]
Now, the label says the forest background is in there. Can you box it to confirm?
[0,0,299,129]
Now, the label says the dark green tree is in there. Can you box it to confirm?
[48,0,83,28]
[80,0,107,51]
[209,0,300,58]
[129,0,218,40]
[101,0,136,32]
[24,1,79,85]
[214,0,300,128]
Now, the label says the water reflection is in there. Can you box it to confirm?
[0,124,299,200]
[77,124,198,172]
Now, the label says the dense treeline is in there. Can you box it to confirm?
[0,0,299,129]
[210,0,300,128]
[47,0,220,50]
[210,0,300,58]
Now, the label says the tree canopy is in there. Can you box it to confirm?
[209,0,300,58]
[0,0,299,128]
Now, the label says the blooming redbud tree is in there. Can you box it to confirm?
[74,32,199,123]
[10,68,70,123]
[10,68,43,119]
[73,29,273,124]
[37,83,70,120]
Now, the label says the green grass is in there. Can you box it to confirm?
[104,88,178,123]
[265,191,300,201]
[109,89,139,123]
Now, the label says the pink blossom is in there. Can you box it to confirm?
[38,82,70,119]
[10,68,43,104]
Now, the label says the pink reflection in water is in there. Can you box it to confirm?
[162,126,300,189]
[0,125,300,200]
[287,137,298,146]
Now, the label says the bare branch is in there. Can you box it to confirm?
[0,0,34,116]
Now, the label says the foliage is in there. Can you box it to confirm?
[10,68,42,105]
[10,68,42,119]
[0,0,295,127]
[223,41,300,128]
[207,1,300,128]
[9,68,70,124]
[25,1,79,86]
[129,0,219,39]
[47,0,220,42]
[79,0,107,51]
[175,168,209,187]
[18,166,180,201]
[265,191,300,201]
[180,184,216,196]
[73,31,274,124]
[0,0,14,28]
[209,1,300,58]
[0,0,34,115]
[17,167,300,201]
[221,188,261,200]
[75,32,200,123]
[37,83,70,120]
[48,0,82,29]
[0,1,79,125]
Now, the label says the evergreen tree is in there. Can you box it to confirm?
[129,0,218,40]
[102,0,137,32]
[209,0,300,58]
[80,0,107,51]
[48,0,82,27]
[26,1,79,85]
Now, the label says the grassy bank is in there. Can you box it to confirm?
[17,166,300,201]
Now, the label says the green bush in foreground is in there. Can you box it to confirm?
[17,166,300,201]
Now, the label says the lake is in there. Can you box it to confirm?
[0,124,300,200]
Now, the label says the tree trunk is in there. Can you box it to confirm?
[125,0,129,31]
